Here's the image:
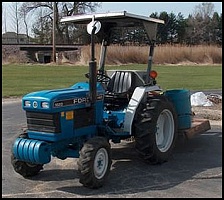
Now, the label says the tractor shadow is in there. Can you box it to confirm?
[56,129,222,196]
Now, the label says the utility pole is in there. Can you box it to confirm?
[52,2,56,63]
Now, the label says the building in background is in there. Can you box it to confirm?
[2,32,31,44]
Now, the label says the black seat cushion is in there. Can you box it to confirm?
[104,71,134,109]
[107,71,133,94]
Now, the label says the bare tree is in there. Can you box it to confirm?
[193,2,214,19]
[9,2,23,43]
[20,2,101,44]
[2,3,6,33]
[186,2,217,45]
[19,4,35,43]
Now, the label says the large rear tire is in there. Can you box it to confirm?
[77,136,112,189]
[133,95,178,164]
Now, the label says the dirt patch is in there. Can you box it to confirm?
[191,102,222,127]
[2,97,22,104]
[192,103,222,120]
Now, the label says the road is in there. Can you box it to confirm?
[2,100,222,198]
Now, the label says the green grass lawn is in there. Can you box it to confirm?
[2,63,222,97]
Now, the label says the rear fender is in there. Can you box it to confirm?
[123,85,161,134]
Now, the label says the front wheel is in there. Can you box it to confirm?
[133,95,178,164]
[77,136,112,189]
[11,155,44,177]
[11,131,44,177]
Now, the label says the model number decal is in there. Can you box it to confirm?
[53,95,103,108]
[54,102,64,107]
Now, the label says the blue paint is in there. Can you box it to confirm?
[12,80,131,164]
[164,89,192,129]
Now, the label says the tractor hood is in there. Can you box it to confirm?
[22,82,104,112]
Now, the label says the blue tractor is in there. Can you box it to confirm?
[11,11,206,189]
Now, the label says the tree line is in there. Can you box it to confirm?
[151,3,222,46]
[2,2,222,46]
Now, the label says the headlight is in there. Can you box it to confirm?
[24,100,31,107]
[41,102,49,109]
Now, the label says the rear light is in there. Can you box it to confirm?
[149,70,158,79]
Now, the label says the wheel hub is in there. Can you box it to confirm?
[94,148,108,179]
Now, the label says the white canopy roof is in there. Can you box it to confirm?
[60,11,165,41]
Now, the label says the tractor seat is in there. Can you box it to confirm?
[104,71,138,110]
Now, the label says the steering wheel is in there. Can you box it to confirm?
[85,72,111,83]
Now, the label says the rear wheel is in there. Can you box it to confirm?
[77,136,112,189]
[133,95,178,164]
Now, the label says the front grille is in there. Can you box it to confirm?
[26,111,61,133]
[74,108,94,129]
